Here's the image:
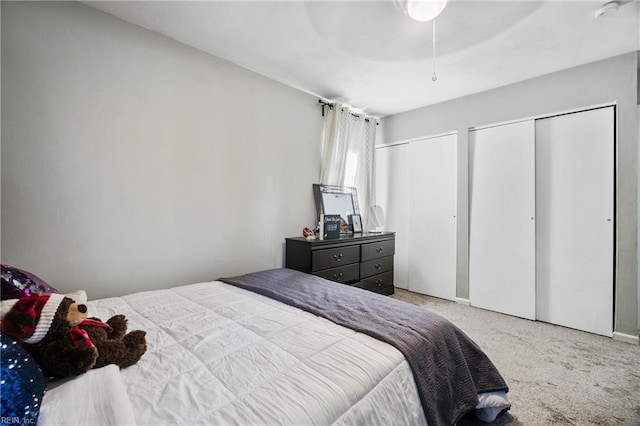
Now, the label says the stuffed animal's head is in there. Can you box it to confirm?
[302,227,316,240]
[0,294,89,344]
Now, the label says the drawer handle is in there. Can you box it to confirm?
[375,279,383,286]
[374,263,382,270]
[376,247,384,254]
[333,253,343,261]
[333,272,343,281]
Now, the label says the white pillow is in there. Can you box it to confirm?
[39,365,137,426]
[475,391,511,422]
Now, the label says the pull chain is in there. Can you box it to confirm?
[432,18,437,82]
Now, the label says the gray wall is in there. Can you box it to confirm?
[637,66,639,103]
[382,52,639,336]
[1,1,322,299]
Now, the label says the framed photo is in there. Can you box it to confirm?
[349,214,362,233]
[320,214,341,239]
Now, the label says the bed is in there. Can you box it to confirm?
[13,268,510,425]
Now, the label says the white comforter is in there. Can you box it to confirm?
[67,281,427,425]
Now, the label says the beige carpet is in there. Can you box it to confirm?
[391,289,640,425]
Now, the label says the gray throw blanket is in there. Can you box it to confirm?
[220,268,508,426]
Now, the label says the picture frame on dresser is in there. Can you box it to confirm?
[320,214,342,239]
[348,214,362,233]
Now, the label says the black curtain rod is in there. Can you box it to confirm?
[318,99,332,117]
[317,99,378,125]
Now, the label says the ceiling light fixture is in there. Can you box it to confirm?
[432,19,438,81]
[397,0,448,22]
[395,1,448,83]
[594,1,620,18]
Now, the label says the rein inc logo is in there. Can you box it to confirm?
[1,417,35,424]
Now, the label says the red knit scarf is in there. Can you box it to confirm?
[69,318,114,348]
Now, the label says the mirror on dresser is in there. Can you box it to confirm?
[313,183,360,233]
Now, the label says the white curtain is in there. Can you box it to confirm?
[320,103,377,228]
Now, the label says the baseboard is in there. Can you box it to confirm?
[455,297,470,306]
[612,332,640,345]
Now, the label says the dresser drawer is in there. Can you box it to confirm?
[314,264,359,284]
[360,256,394,279]
[312,245,360,272]
[361,239,395,262]
[354,271,394,294]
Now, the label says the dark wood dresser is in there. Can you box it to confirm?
[285,232,395,295]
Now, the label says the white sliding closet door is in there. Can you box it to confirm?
[535,107,614,336]
[375,143,410,289]
[469,120,536,319]
[408,134,457,300]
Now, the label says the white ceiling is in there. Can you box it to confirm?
[85,0,639,117]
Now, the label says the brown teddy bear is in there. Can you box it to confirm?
[78,314,147,369]
[1,293,146,379]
